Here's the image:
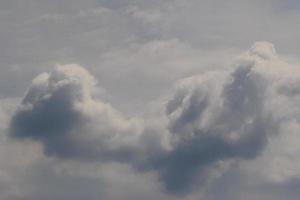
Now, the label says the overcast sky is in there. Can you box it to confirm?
[1,0,300,200]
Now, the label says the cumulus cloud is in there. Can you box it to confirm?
[152,42,277,194]
[9,42,300,197]
[9,64,153,162]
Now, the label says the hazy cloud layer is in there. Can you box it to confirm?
[3,1,300,199]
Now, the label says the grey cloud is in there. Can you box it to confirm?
[6,40,300,199]
[9,42,282,196]
[10,65,92,141]
[9,64,152,162]
[153,42,275,194]
[3,0,300,199]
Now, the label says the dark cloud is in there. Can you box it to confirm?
[151,43,275,194]
[9,64,148,162]
[8,42,287,196]
[10,65,89,140]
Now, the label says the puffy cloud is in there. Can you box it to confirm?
[154,42,276,194]
[3,0,300,199]
[9,42,300,197]
[159,41,300,196]
[9,64,153,162]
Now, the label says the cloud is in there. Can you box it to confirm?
[151,41,277,194]
[9,42,300,197]
[9,64,152,162]
[3,0,300,199]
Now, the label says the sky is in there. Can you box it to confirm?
[1,0,300,199]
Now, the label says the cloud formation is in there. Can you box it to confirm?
[9,42,300,196]
[10,64,149,162]
[153,42,277,194]
[3,0,300,199]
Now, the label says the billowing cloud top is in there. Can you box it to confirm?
[10,64,147,162]
[7,42,300,198]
